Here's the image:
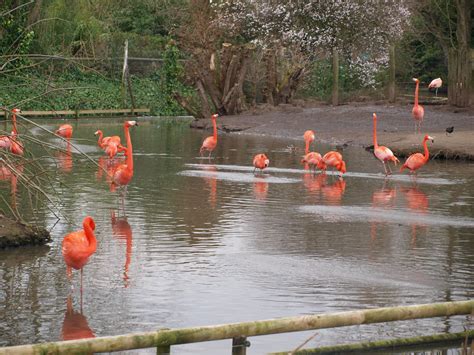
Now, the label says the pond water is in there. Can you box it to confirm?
[0,118,473,354]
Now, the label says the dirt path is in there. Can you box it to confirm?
[192,102,474,160]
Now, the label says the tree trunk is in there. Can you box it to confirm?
[277,67,304,104]
[447,0,471,107]
[448,48,471,107]
[388,44,396,103]
[262,48,277,106]
[332,48,339,106]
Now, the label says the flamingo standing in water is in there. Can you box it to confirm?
[199,114,219,158]
[317,151,346,176]
[303,130,315,155]
[0,108,24,155]
[372,113,399,175]
[400,134,434,174]
[412,78,424,134]
[56,124,73,140]
[253,153,269,173]
[301,152,322,173]
[111,121,138,190]
[95,130,126,158]
[428,78,442,97]
[62,216,97,286]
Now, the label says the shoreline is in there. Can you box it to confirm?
[191,102,474,160]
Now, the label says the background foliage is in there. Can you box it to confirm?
[1,0,469,115]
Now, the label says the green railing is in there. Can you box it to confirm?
[0,300,472,355]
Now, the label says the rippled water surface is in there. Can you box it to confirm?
[0,118,473,354]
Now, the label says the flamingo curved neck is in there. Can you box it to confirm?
[414,81,419,107]
[422,138,430,162]
[373,116,378,148]
[212,118,217,142]
[124,125,133,172]
[12,113,18,135]
[83,220,97,253]
[96,131,103,145]
[305,141,310,154]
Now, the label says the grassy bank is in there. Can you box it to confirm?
[0,68,189,116]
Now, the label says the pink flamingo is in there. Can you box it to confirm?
[317,151,346,176]
[412,78,424,134]
[253,153,269,173]
[199,114,219,158]
[301,152,323,173]
[0,108,24,155]
[400,135,434,174]
[62,216,97,286]
[94,130,126,158]
[303,130,315,155]
[372,113,399,175]
[428,78,442,97]
[111,121,138,190]
[56,124,73,140]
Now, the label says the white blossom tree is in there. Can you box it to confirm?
[215,0,411,104]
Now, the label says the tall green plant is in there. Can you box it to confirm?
[155,40,193,116]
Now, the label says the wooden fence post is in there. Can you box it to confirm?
[156,345,170,355]
[388,44,396,103]
[232,336,250,355]
[332,48,339,106]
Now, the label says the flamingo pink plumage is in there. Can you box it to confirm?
[428,78,442,97]
[200,114,219,158]
[56,124,73,140]
[253,153,270,172]
[412,78,425,134]
[400,134,434,174]
[0,108,24,155]
[61,216,97,283]
[111,121,138,189]
[303,130,315,155]
[317,151,346,176]
[301,152,322,173]
[372,113,399,175]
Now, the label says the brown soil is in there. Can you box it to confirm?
[0,214,50,248]
[191,101,474,159]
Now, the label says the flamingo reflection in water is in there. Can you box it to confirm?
[370,181,397,241]
[111,210,133,287]
[56,141,73,173]
[201,165,217,207]
[0,163,23,210]
[62,294,95,341]
[401,184,429,246]
[253,178,269,200]
[302,172,326,201]
[321,177,346,205]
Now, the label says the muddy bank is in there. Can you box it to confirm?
[191,102,474,160]
[0,214,50,248]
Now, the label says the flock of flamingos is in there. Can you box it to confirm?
[0,76,441,290]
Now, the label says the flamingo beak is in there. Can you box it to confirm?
[428,135,434,142]
[412,78,418,82]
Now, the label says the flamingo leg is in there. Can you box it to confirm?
[80,268,83,293]
[387,162,393,175]
[382,162,388,175]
